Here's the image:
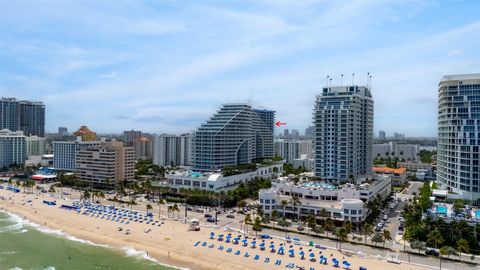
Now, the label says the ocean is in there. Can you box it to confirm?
[0,211,176,270]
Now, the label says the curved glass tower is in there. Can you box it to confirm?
[192,104,275,171]
[437,74,480,201]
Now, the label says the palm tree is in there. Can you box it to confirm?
[252,217,263,236]
[324,217,334,238]
[172,204,180,219]
[289,196,301,222]
[157,199,166,218]
[97,191,105,203]
[271,209,280,228]
[167,205,173,218]
[146,204,153,215]
[319,208,329,224]
[456,238,470,260]
[128,198,136,211]
[244,214,252,235]
[334,227,348,250]
[427,229,444,249]
[48,185,56,198]
[381,229,392,248]
[280,200,289,219]
[306,215,316,235]
[80,190,91,203]
[313,225,325,236]
[363,224,374,245]
[343,221,353,234]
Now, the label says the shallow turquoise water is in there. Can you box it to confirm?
[0,211,175,270]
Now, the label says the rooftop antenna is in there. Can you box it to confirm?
[352,73,355,86]
[369,74,373,90]
[326,75,330,88]
[341,74,344,86]
[329,77,332,87]
[367,72,370,88]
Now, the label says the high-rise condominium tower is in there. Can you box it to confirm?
[0,97,45,137]
[313,86,373,182]
[437,74,480,200]
[192,104,275,171]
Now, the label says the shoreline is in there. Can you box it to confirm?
[0,189,429,270]
[0,209,183,270]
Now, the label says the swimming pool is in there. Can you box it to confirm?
[436,205,448,215]
[302,182,336,190]
[475,210,480,218]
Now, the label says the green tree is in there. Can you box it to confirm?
[456,238,470,260]
[146,204,153,215]
[440,246,457,258]
[289,196,301,222]
[280,200,289,219]
[48,185,56,198]
[271,209,280,228]
[382,229,392,248]
[427,229,444,249]
[252,217,263,236]
[334,227,348,250]
[371,233,383,246]
[313,225,325,236]
[157,199,166,218]
[80,190,90,203]
[306,215,316,235]
[244,214,252,235]
[324,217,334,238]
[363,224,374,245]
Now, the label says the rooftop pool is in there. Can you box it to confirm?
[436,205,448,215]
[302,183,336,190]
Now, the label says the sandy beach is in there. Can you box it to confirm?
[0,188,429,270]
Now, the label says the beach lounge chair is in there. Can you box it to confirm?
[218,246,224,251]
[202,242,207,247]
[254,255,259,260]
[226,248,232,253]
[208,244,214,248]
[275,260,282,265]
[244,252,250,257]
[264,257,270,263]
[125,221,130,224]
[235,250,240,255]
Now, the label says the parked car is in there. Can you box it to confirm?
[207,217,218,223]
[226,214,235,218]
[382,215,389,220]
[204,214,212,218]
[425,249,439,257]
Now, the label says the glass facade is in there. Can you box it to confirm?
[437,74,480,200]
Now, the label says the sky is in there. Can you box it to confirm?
[1,0,479,137]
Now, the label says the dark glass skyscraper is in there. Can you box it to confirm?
[0,97,45,137]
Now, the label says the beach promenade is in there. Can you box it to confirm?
[0,188,431,270]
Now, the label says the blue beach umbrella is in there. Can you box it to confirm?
[299,250,305,259]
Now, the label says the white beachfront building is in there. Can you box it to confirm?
[259,175,391,224]
[162,163,283,192]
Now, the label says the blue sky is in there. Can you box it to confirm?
[1,0,479,136]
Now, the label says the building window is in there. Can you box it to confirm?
[343,209,349,214]
[260,199,264,203]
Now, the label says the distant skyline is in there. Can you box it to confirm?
[1,0,479,136]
